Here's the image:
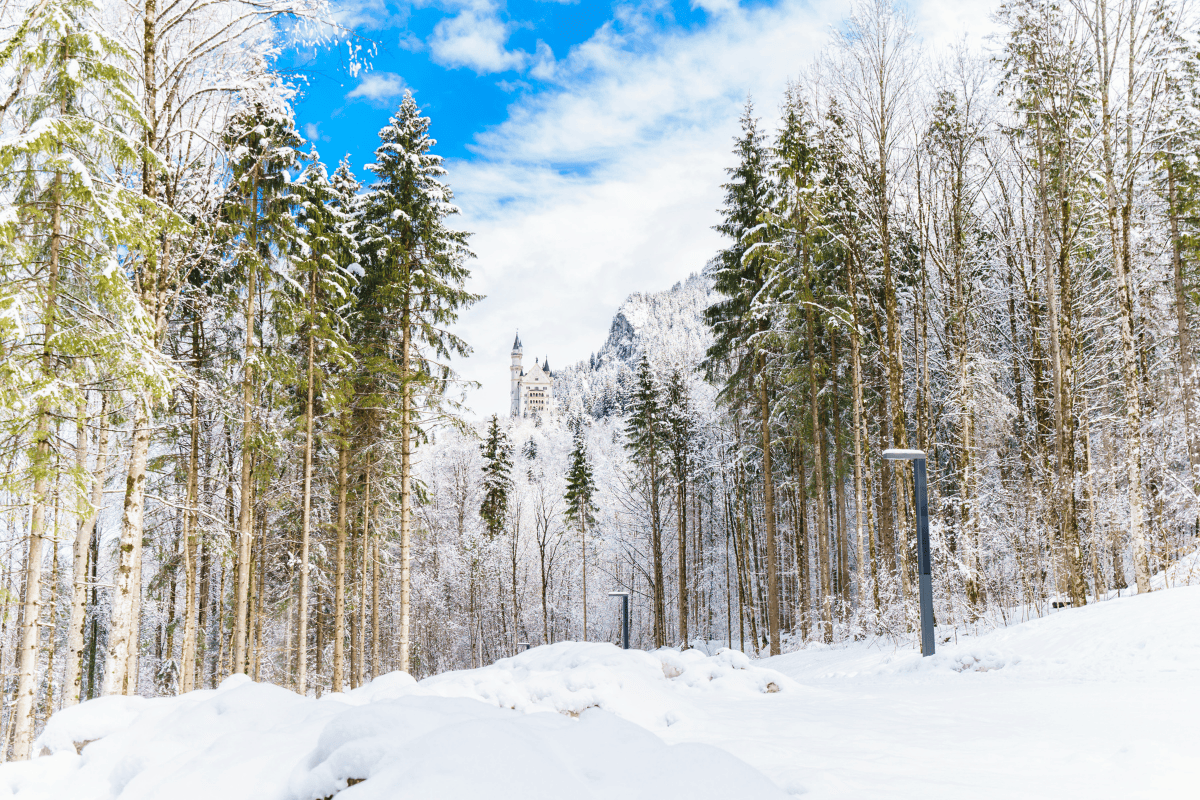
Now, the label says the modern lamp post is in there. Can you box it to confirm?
[882,448,935,657]
[607,591,630,649]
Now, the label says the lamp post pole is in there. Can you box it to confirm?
[883,449,935,657]
[608,591,630,649]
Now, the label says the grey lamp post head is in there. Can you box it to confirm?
[882,448,927,460]
[882,448,936,656]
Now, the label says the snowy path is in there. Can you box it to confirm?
[5,586,1198,799]
[664,586,1200,798]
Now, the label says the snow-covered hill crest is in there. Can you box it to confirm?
[554,273,715,419]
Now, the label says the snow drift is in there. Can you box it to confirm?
[6,645,792,800]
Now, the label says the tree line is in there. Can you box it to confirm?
[387,0,1200,672]
[0,0,475,760]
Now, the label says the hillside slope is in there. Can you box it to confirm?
[553,272,714,418]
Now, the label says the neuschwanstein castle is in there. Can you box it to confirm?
[510,332,554,417]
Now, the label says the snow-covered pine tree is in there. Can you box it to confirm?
[281,152,359,695]
[359,91,480,673]
[481,414,514,540]
[703,100,782,654]
[217,96,304,678]
[625,356,668,646]
[664,369,694,648]
[563,426,596,639]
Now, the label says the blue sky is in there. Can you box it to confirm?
[278,0,995,418]
[283,1,726,168]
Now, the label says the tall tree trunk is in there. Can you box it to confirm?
[234,176,258,674]
[1168,161,1200,510]
[180,316,201,692]
[65,394,108,706]
[677,467,688,648]
[399,306,413,672]
[804,298,832,644]
[758,362,781,655]
[14,166,64,752]
[1094,0,1151,593]
[358,463,371,684]
[371,513,380,676]
[849,257,870,611]
[581,511,589,641]
[832,337,849,610]
[298,271,316,695]
[333,438,348,691]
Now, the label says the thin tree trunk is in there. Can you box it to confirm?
[180,315,201,692]
[399,306,413,672]
[1168,161,1200,506]
[758,363,781,655]
[333,438,348,691]
[65,393,108,706]
[298,270,316,695]
[677,468,688,648]
[234,198,257,673]
[832,339,849,610]
[371,512,380,676]
[581,512,588,641]
[358,462,371,685]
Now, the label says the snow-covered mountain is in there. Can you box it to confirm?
[555,272,715,419]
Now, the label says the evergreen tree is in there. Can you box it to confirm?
[480,414,514,539]
[564,426,596,639]
[288,153,359,695]
[625,356,668,646]
[702,99,783,654]
[216,96,305,678]
[359,91,480,673]
[665,369,694,647]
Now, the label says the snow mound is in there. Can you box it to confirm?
[419,642,798,729]
[769,584,1200,684]
[10,647,792,800]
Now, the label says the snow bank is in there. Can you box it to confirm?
[9,645,792,800]
[766,583,1200,685]
[419,642,798,729]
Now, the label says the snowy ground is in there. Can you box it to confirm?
[6,583,1198,799]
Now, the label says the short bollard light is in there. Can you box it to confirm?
[607,591,630,649]
[517,642,531,654]
[882,448,936,657]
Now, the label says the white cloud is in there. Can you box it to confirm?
[429,0,528,74]
[346,72,409,104]
[444,0,1002,418]
[333,0,408,31]
[304,122,321,141]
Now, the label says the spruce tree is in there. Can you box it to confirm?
[625,356,668,646]
[665,369,694,648]
[481,414,514,540]
[703,99,783,654]
[217,97,305,677]
[564,427,597,639]
[289,153,358,695]
[359,91,480,673]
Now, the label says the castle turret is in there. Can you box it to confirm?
[510,332,523,416]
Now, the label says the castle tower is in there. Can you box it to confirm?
[510,332,523,416]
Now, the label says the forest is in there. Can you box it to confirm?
[1,0,1199,765]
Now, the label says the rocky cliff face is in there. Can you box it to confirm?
[554,272,715,419]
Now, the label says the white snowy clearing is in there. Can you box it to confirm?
[6,581,1198,799]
